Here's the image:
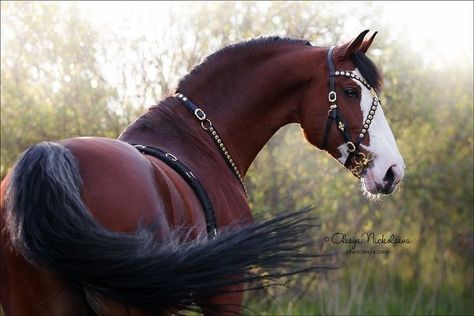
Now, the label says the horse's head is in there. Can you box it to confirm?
[301,30,405,195]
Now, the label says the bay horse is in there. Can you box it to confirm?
[1,30,405,315]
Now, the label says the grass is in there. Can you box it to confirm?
[243,278,473,316]
[1,258,472,315]
[1,281,471,315]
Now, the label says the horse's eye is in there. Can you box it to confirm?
[344,88,358,98]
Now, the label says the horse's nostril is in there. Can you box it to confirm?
[384,165,395,183]
[381,165,397,193]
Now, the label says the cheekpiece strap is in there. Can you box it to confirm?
[322,46,371,173]
[327,46,337,93]
[322,46,354,156]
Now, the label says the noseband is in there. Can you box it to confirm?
[321,47,380,178]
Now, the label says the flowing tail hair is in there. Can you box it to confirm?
[5,141,330,312]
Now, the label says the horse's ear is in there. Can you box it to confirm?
[361,31,378,54]
[339,30,370,59]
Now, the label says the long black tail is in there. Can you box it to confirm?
[5,142,327,312]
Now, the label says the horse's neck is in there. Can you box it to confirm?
[120,45,326,175]
[179,45,325,174]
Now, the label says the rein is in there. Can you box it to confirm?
[321,47,379,178]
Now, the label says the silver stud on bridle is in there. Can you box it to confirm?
[322,47,380,178]
[175,93,248,196]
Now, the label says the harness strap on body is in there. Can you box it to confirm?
[174,92,248,196]
[131,144,218,239]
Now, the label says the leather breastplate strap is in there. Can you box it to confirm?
[131,144,218,239]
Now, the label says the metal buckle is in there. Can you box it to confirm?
[350,152,375,178]
[350,165,364,178]
[165,153,178,161]
[354,152,374,166]
[201,119,212,130]
[194,108,206,121]
[328,91,337,102]
[347,142,356,153]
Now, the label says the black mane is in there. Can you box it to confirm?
[216,36,312,53]
[351,50,383,92]
[178,36,382,92]
[178,36,311,90]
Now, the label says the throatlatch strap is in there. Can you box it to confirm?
[131,144,218,239]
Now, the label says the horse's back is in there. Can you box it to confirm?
[63,137,206,234]
[63,137,168,234]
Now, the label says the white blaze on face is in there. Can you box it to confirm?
[339,68,405,193]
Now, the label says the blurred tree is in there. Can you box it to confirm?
[1,2,122,176]
[1,1,472,315]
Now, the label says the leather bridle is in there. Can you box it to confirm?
[321,47,379,178]
[132,47,380,239]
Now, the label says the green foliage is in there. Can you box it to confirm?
[1,2,472,315]
[1,2,128,176]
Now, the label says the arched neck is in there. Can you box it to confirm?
[177,45,326,175]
